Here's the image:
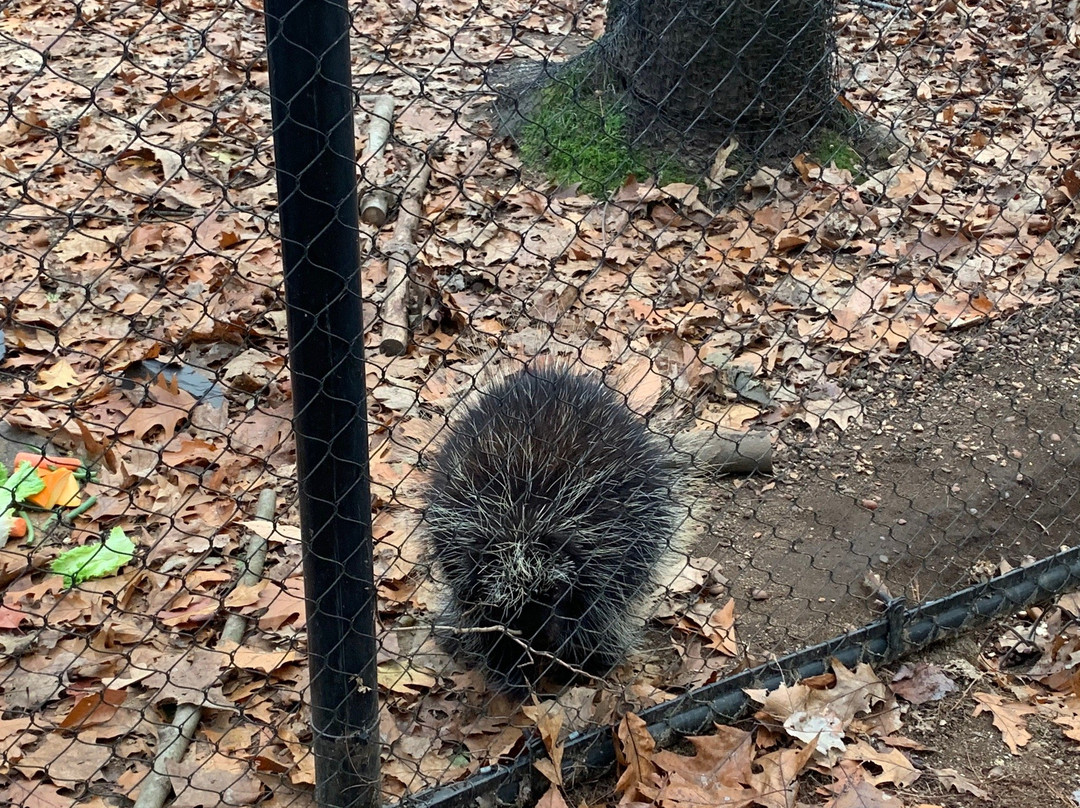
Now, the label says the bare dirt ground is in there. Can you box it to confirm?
[893,631,1080,808]
[709,281,1080,657]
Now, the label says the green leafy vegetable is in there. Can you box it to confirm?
[1,461,46,510]
[50,527,136,587]
[0,462,47,541]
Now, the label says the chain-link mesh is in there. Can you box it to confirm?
[1,0,1078,806]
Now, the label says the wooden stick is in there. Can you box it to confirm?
[131,489,276,808]
[379,159,431,356]
[359,95,395,226]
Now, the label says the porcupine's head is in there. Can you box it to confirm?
[422,363,684,691]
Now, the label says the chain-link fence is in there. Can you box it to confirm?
[1,0,1078,807]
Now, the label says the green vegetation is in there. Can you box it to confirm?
[810,128,861,174]
[518,74,686,195]
[50,526,135,587]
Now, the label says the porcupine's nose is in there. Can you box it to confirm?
[511,596,564,651]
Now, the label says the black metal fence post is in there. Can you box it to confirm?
[263,1,380,807]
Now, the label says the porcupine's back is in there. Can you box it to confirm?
[423,365,683,694]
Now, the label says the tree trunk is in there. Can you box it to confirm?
[491,0,842,180]
[600,0,837,146]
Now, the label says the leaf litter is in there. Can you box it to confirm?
[0,0,1077,803]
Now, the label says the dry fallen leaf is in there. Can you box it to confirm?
[14,732,113,783]
[36,359,80,390]
[614,712,658,803]
[934,767,989,800]
[651,726,758,808]
[803,395,862,431]
[890,662,958,705]
[228,645,303,674]
[751,742,816,808]
[535,786,571,808]
[826,779,903,808]
[523,700,568,786]
[971,692,1038,753]
[841,739,920,787]
[1,780,79,808]
[377,659,438,695]
[166,753,265,808]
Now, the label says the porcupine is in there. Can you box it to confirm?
[421,364,686,695]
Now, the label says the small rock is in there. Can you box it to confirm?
[861,499,879,510]
[912,422,924,432]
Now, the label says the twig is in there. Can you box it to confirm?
[132,488,276,808]
[359,96,396,226]
[355,93,394,104]
[851,0,908,14]
[501,631,607,686]
[430,624,523,636]
[379,159,431,356]
[441,623,606,687]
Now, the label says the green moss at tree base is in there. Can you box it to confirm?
[512,78,896,197]
[810,128,861,174]
[517,71,687,196]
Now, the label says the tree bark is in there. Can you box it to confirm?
[491,0,840,168]
[600,0,837,144]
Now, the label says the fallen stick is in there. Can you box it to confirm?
[132,488,276,808]
[673,427,774,476]
[359,95,395,226]
[379,159,431,356]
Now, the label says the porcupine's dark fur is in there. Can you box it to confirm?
[422,364,684,695]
